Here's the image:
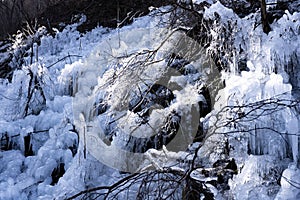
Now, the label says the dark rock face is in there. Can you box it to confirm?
[101,83,181,153]
[51,163,65,185]
[95,58,212,153]
[113,111,181,153]
[182,158,238,199]
[183,176,214,200]
[129,84,175,114]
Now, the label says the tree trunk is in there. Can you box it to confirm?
[261,0,271,34]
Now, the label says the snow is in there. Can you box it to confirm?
[193,0,214,4]
[0,1,299,200]
[204,1,237,22]
[229,155,285,200]
[276,164,300,200]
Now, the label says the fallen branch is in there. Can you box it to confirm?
[46,54,82,69]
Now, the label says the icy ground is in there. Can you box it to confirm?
[0,1,299,199]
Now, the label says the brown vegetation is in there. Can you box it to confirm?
[0,0,169,39]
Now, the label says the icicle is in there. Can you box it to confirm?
[286,108,299,163]
[256,134,261,155]
[291,134,299,163]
